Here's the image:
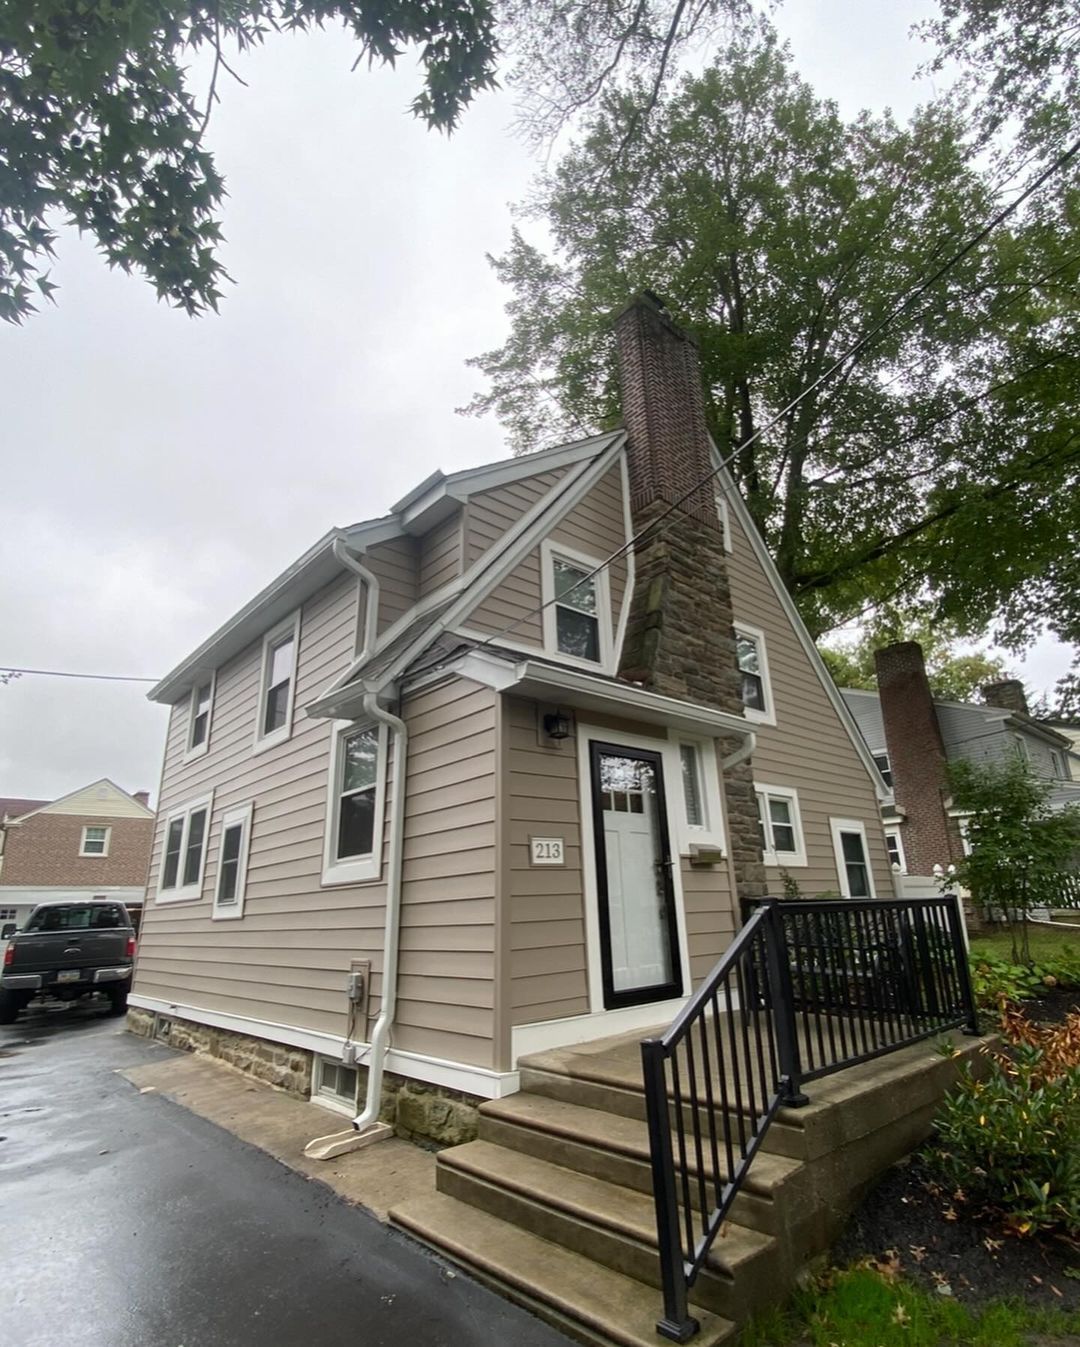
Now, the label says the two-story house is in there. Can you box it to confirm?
[841,642,1080,882]
[129,295,892,1137]
[0,780,154,931]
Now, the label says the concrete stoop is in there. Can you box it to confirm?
[389,1028,991,1347]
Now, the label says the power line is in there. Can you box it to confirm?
[0,666,159,684]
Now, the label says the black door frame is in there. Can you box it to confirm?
[588,739,684,1010]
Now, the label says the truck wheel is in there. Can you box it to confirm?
[107,987,129,1016]
[0,991,22,1025]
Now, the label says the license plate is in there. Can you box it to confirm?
[56,969,81,984]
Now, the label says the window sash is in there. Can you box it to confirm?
[873,753,892,788]
[555,604,601,662]
[182,808,208,886]
[159,797,213,899]
[190,681,212,749]
[757,791,799,857]
[82,826,108,855]
[736,634,767,713]
[217,824,244,905]
[680,744,705,828]
[838,829,872,897]
[162,818,184,888]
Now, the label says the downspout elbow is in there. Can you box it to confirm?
[721,729,756,771]
[333,537,379,665]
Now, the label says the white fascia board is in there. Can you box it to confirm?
[149,529,348,705]
[712,449,891,800]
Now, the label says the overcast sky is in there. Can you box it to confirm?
[0,0,1070,804]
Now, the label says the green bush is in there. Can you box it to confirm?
[969,947,1080,1007]
[931,1049,1080,1235]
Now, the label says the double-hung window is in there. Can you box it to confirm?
[255,612,301,751]
[873,753,892,789]
[214,803,253,920]
[755,784,806,867]
[323,722,387,885]
[185,674,215,759]
[158,794,214,902]
[541,541,611,669]
[80,825,111,857]
[830,818,876,899]
[885,828,906,872]
[734,624,774,724]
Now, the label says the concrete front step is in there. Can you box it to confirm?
[437,1139,777,1323]
[479,1090,804,1237]
[391,1191,736,1347]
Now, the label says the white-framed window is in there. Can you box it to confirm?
[885,828,906,872]
[185,673,215,760]
[79,825,111,857]
[873,753,892,789]
[714,487,733,553]
[157,792,214,903]
[540,540,612,669]
[254,611,301,753]
[322,721,388,886]
[1012,734,1030,761]
[313,1055,359,1115]
[0,908,17,922]
[734,623,775,725]
[829,818,876,899]
[213,802,253,920]
[671,737,726,852]
[755,784,807,867]
[1049,748,1066,779]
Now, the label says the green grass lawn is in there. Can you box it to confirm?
[740,1267,1080,1346]
[969,925,1080,966]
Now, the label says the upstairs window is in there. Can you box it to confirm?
[186,675,215,759]
[734,624,774,724]
[255,612,301,751]
[158,793,214,903]
[541,541,611,669]
[873,753,892,788]
[322,722,387,886]
[80,825,111,857]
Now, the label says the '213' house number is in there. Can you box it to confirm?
[530,837,565,866]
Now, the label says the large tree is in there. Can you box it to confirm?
[465,21,1080,643]
[0,0,745,321]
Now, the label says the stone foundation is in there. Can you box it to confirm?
[126,1008,480,1148]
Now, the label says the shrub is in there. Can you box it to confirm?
[969,947,1080,1008]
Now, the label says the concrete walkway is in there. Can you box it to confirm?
[0,1005,572,1347]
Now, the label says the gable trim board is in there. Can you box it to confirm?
[6,779,154,824]
[127,993,521,1099]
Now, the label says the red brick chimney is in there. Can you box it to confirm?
[981,679,1028,716]
[133,790,150,809]
[612,293,764,900]
[874,642,964,875]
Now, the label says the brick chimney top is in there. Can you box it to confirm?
[133,790,150,808]
[981,679,1028,716]
[612,293,718,530]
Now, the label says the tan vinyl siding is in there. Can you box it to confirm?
[418,512,463,598]
[724,508,894,898]
[468,464,629,655]
[366,536,419,635]
[464,469,569,566]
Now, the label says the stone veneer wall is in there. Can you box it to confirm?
[126,1009,479,1147]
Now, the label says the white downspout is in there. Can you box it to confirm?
[721,729,756,771]
[333,537,379,665]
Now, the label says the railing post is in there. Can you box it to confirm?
[641,1039,699,1342]
[944,893,981,1035]
[761,902,809,1108]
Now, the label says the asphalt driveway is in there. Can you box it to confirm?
[0,1003,571,1347]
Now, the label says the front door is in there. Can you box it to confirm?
[589,741,683,1009]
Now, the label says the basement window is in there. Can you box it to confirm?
[541,540,612,669]
[314,1056,359,1115]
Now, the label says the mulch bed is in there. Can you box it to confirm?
[831,986,1080,1312]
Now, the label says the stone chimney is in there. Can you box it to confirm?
[612,293,765,901]
[981,679,1029,716]
[133,790,150,809]
[874,642,964,875]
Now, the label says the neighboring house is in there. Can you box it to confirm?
[131,294,891,1126]
[841,644,1080,882]
[0,779,154,931]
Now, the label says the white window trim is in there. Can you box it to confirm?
[668,735,726,854]
[829,817,877,899]
[885,827,907,874]
[321,720,389,886]
[156,791,215,904]
[79,825,111,858]
[213,801,254,921]
[734,621,776,726]
[540,539,614,673]
[253,610,302,755]
[755,783,807,868]
[714,489,733,553]
[183,671,216,762]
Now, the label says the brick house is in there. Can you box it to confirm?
[0,779,154,930]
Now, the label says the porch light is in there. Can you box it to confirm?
[543,711,572,740]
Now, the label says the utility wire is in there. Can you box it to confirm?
[0,666,159,684]
[416,132,1080,672]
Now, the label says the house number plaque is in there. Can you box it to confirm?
[530,837,565,866]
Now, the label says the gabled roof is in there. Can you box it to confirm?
[0,797,48,822]
[149,431,624,706]
[5,778,153,824]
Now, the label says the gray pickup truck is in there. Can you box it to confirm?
[0,899,136,1024]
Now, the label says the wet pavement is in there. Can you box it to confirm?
[0,1004,571,1347]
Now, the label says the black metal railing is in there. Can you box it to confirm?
[640,895,978,1341]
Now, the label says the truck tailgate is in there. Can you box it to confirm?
[8,928,129,975]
